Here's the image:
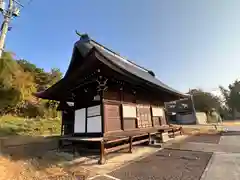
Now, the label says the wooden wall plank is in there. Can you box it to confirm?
[103,84,168,134]
[104,103,122,132]
[136,104,152,128]
[152,116,161,126]
[123,118,136,130]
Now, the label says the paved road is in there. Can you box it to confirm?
[90,125,240,180]
[90,149,211,180]
[200,125,240,180]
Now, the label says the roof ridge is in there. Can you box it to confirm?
[91,39,150,72]
[77,32,150,73]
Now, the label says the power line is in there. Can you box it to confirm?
[26,0,33,6]
[0,0,34,58]
[0,0,23,57]
[18,0,33,11]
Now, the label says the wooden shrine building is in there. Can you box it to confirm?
[35,33,188,163]
[35,33,188,137]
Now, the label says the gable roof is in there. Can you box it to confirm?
[35,33,188,100]
[66,34,188,98]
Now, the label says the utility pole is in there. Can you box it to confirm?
[0,0,22,57]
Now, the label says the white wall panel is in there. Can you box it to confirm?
[74,108,86,133]
[87,116,102,133]
[152,107,164,117]
[87,105,100,117]
[122,105,137,118]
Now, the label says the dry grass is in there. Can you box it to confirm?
[0,116,95,179]
[182,126,220,135]
[222,121,240,126]
[0,152,92,180]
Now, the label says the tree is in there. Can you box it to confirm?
[50,68,62,85]
[219,80,240,118]
[0,87,21,114]
[0,52,20,87]
[0,53,62,117]
[17,59,38,73]
[189,89,222,113]
[0,52,23,114]
[17,59,51,91]
[17,60,62,91]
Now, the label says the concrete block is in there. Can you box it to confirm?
[161,132,170,142]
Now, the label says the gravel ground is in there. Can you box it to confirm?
[91,175,114,180]
[184,134,221,144]
[109,149,212,180]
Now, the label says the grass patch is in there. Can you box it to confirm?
[0,115,61,136]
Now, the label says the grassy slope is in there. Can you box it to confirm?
[0,115,61,136]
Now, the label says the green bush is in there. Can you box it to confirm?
[18,101,45,118]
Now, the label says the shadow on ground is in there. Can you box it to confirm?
[184,133,221,144]
[221,131,240,136]
[0,134,60,163]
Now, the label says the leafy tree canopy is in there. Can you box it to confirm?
[0,52,62,117]
[189,89,222,113]
[220,80,240,115]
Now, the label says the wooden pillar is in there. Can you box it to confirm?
[150,106,154,127]
[100,90,105,135]
[129,136,133,153]
[172,129,175,138]
[148,133,151,145]
[98,140,106,164]
[58,139,62,151]
[61,111,64,136]
[72,142,77,157]
[120,88,124,130]
[180,127,183,135]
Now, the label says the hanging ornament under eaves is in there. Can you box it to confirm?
[93,77,108,101]
[96,76,108,92]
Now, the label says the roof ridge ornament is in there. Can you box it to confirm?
[148,70,155,77]
[75,30,90,41]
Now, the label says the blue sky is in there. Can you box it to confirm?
[4,0,240,93]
